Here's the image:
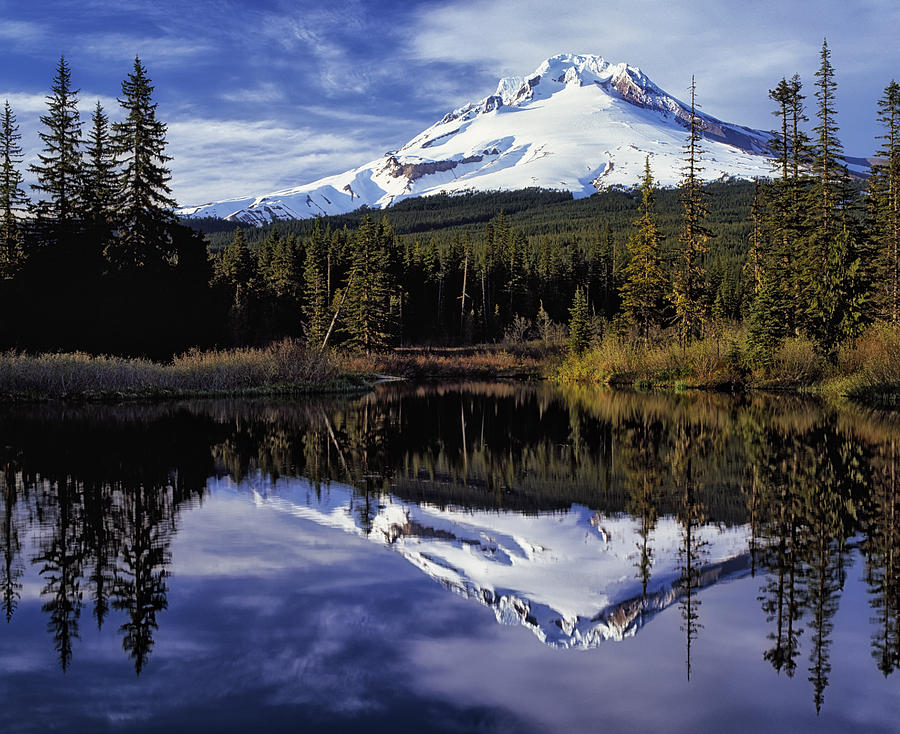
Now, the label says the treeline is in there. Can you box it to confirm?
[210,41,898,356]
[606,41,900,365]
[210,180,757,349]
[0,56,217,355]
[2,43,896,358]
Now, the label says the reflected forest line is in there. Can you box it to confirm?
[0,384,898,713]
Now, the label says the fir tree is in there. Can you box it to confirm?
[804,40,869,353]
[342,216,395,353]
[214,227,258,343]
[870,80,900,322]
[82,102,118,232]
[747,274,785,370]
[110,57,176,269]
[0,101,28,277]
[303,218,330,346]
[672,77,710,346]
[30,55,83,229]
[567,286,591,356]
[620,157,667,343]
[809,39,847,239]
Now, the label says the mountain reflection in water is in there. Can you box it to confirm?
[0,382,898,723]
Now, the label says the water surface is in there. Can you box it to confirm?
[1,383,898,732]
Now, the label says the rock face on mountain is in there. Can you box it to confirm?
[179,53,782,224]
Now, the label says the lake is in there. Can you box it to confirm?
[1,382,898,733]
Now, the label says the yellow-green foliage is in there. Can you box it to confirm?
[557,329,746,387]
[825,322,900,400]
[0,339,343,400]
[557,322,900,401]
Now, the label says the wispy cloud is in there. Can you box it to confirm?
[0,19,47,46]
[220,83,286,105]
[76,32,214,66]
[166,117,388,204]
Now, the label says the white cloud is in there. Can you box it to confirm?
[220,83,286,105]
[0,19,46,45]
[76,32,214,66]
[165,117,388,205]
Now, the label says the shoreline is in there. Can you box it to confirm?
[0,340,896,408]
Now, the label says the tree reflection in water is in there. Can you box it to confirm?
[0,383,897,712]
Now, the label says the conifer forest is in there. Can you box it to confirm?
[0,42,897,376]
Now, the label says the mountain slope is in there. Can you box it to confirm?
[180,53,780,224]
[216,473,752,649]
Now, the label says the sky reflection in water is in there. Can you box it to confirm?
[0,384,899,733]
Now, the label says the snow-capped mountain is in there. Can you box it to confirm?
[214,473,752,649]
[179,53,779,225]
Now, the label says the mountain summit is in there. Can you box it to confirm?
[180,53,777,224]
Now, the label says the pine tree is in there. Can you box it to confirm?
[620,157,667,343]
[110,57,176,269]
[82,102,118,232]
[30,55,83,229]
[672,77,710,347]
[0,101,28,277]
[568,286,591,355]
[870,80,900,322]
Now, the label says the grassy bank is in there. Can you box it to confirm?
[342,342,566,380]
[556,323,900,403]
[0,340,372,402]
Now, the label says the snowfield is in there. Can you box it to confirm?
[178,53,781,225]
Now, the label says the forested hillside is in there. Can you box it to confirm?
[201,181,756,346]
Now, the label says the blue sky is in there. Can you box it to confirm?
[1,0,897,206]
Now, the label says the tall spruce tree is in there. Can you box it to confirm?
[303,218,330,346]
[804,40,868,353]
[567,286,591,356]
[82,102,118,233]
[870,80,900,322]
[809,40,847,239]
[342,216,395,353]
[620,157,667,343]
[30,55,83,230]
[672,76,710,346]
[0,101,28,277]
[110,57,176,269]
[214,227,258,343]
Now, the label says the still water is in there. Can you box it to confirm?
[0,382,898,732]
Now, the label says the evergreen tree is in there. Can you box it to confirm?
[567,286,591,355]
[30,55,83,230]
[0,101,28,277]
[870,80,900,322]
[809,39,847,239]
[82,102,118,232]
[747,274,785,370]
[803,40,869,353]
[214,227,258,343]
[620,157,667,343]
[342,216,395,353]
[672,77,710,346]
[110,57,176,269]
